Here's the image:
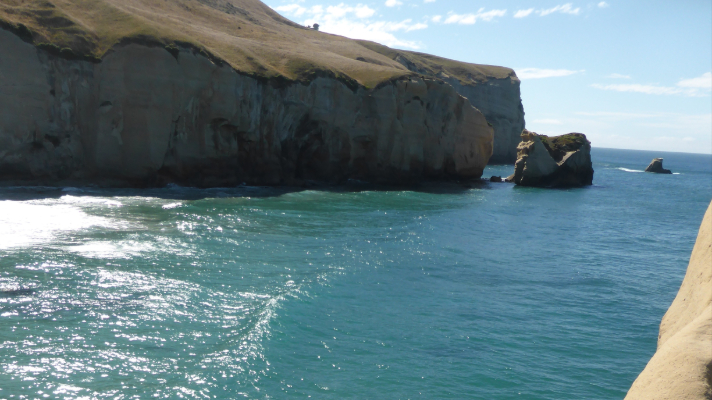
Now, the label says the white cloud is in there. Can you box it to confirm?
[424,0,436,3]
[516,68,584,79]
[591,73,711,96]
[532,119,564,124]
[598,1,609,8]
[274,3,426,49]
[431,15,442,22]
[324,3,375,18]
[591,83,708,97]
[510,4,581,18]
[575,111,660,118]
[591,83,684,95]
[538,3,581,16]
[514,8,534,18]
[652,136,696,143]
[353,4,376,17]
[385,0,402,7]
[275,4,308,16]
[443,8,507,24]
[606,73,631,79]
[387,19,428,31]
[677,72,712,89]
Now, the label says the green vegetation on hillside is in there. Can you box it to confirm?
[538,133,590,162]
[355,40,514,84]
[0,0,516,88]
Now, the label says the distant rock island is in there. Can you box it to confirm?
[625,201,712,399]
[644,158,672,174]
[0,0,525,187]
[507,130,593,188]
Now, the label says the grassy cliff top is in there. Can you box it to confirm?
[0,0,515,88]
[538,133,590,162]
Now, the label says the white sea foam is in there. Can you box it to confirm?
[617,167,644,173]
[0,201,113,249]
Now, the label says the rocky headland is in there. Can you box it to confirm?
[625,201,712,399]
[645,158,673,174]
[506,130,594,187]
[0,0,525,187]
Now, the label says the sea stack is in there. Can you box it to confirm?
[0,0,528,187]
[644,158,672,174]
[625,201,712,399]
[506,130,594,188]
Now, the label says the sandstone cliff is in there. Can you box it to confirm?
[507,130,593,187]
[625,201,712,400]
[0,28,492,186]
[355,41,525,164]
[0,0,524,187]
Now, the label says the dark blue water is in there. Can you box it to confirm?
[0,148,710,399]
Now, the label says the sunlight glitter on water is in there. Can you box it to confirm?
[1,149,709,399]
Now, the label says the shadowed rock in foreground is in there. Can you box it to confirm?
[625,201,712,400]
[645,158,672,174]
[506,130,594,188]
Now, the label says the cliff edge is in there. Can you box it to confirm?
[625,201,712,400]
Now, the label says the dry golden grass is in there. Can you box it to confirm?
[0,0,514,87]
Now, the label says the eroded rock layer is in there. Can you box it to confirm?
[0,29,493,187]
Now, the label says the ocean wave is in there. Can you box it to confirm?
[617,168,644,173]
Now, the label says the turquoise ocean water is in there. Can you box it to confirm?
[0,148,710,399]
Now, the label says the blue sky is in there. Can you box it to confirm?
[266,0,712,154]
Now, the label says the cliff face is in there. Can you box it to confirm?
[0,0,527,186]
[0,29,492,186]
[355,41,525,164]
[625,202,712,400]
[443,78,524,164]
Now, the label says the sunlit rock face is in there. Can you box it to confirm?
[625,201,712,400]
[0,29,493,187]
[443,77,525,164]
[507,130,594,188]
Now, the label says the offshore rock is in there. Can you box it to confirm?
[489,176,503,183]
[507,130,593,187]
[625,201,712,400]
[644,158,672,174]
[0,28,493,187]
